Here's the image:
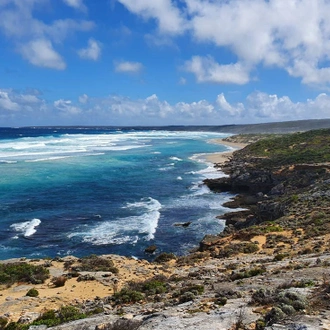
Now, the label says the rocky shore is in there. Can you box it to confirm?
[2,129,330,329]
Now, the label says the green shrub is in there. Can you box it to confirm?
[154,252,176,263]
[3,322,27,330]
[215,297,227,306]
[128,275,168,296]
[255,318,266,330]
[242,242,259,254]
[26,288,39,297]
[173,284,204,303]
[178,291,195,303]
[58,305,86,322]
[0,262,49,286]
[0,316,8,330]
[278,279,315,289]
[230,267,266,281]
[260,225,283,233]
[80,255,119,273]
[250,288,274,306]
[112,288,144,305]
[273,253,288,261]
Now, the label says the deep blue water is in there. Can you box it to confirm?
[0,127,233,260]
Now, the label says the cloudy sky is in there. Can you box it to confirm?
[1,0,330,126]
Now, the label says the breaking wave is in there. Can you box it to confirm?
[10,218,41,237]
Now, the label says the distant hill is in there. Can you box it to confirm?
[156,118,330,134]
[117,118,330,134]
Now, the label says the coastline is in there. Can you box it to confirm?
[0,138,249,323]
[206,138,248,164]
[3,131,330,329]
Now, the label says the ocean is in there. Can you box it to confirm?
[0,127,234,260]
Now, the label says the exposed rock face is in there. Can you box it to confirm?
[202,134,330,251]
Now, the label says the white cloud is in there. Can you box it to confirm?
[62,0,87,12]
[0,91,20,111]
[184,56,250,85]
[0,1,94,69]
[20,39,66,70]
[114,61,143,74]
[79,94,89,104]
[78,38,102,60]
[216,93,244,116]
[54,99,81,115]
[1,88,330,126]
[117,0,186,35]
[118,0,330,87]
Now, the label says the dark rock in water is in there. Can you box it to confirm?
[174,222,192,228]
[145,245,157,254]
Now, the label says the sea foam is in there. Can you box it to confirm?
[10,218,41,237]
[71,197,162,245]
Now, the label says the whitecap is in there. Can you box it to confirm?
[169,157,182,161]
[177,176,183,180]
[159,166,174,171]
[0,160,17,164]
[71,197,162,245]
[191,184,211,196]
[10,218,41,237]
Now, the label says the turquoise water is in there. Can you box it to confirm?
[0,128,233,260]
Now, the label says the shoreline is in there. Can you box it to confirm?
[206,138,248,164]
[0,137,250,324]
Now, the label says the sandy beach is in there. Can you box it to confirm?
[206,138,248,164]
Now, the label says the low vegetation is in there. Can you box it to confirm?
[79,254,119,273]
[25,288,39,297]
[237,128,330,167]
[0,262,49,286]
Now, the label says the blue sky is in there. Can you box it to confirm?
[1,0,330,126]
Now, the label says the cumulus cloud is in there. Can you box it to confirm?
[62,0,87,12]
[0,91,20,111]
[118,0,330,87]
[1,88,330,126]
[0,0,94,69]
[0,89,47,125]
[20,39,66,70]
[54,99,81,115]
[216,93,244,116]
[117,0,186,35]
[114,60,143,74]
[184,56,250,85]
[78,38,102,60]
